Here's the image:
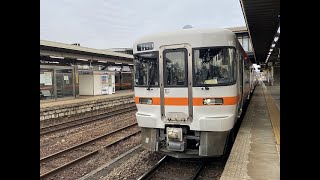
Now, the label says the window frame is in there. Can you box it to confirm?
[192,46,238,87]
[163,48,188,88]
[133,51,160,87]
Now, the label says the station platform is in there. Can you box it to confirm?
[40,90,134,109]
[220,84,280,180]
[263,83,280,151]
[265,84,280,111]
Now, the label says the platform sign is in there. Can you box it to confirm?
[111,74,115,94]
[41,72,52,85]
[101,75,107,84]
[40,74,45,84]
[101,75,108,94]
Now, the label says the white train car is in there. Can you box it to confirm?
[133,28,254,158]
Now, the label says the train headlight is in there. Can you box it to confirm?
[203,98,224,105]
[139,98,153,105]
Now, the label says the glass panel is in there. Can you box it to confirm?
[238,37,243,46]
[134,52,159,86]
[122,72,133,90]
[245,66,250,83]
[164,50,186,86]
[56,69,74,98]
[115,72,121,90]
[75,71,79,96]
[248,40,253,52]
[239,55,243,89]
[243,36,249,51]
[193,47,236,86]
[40,69,54,100]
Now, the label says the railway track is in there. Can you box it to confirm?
[40,105,136,136]
[137,156,207,180]
[40,122,140,179]
[137,155,168,180]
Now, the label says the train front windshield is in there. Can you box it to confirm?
[134,52,159,87]
[193,47,236,86]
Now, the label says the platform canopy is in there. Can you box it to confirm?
[40,40,134,65]
[239,0,280,64]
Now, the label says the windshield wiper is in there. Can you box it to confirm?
[146,62,154,90]
[147,80,152,90]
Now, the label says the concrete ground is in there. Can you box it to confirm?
[220,84,280,180]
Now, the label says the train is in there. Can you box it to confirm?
[133,28,257,158]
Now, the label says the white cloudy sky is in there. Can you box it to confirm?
[40,0,245,49]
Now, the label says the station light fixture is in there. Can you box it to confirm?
[266,24,280,64]
[128,64,134,66]
[265,55,270,63]
[115,62,122,65]
[50,56,64,59]
[77,58,88,61]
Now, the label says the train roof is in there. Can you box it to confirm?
[133,28,238,53]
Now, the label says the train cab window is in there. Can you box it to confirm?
[134,52,159,87]
[164,49,187,87]
[193,47,236,86]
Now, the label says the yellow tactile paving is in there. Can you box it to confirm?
[262,84,280,155]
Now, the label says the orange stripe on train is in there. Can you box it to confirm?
[135,96,238,106]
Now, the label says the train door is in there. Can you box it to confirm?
[237,54,244,117]
[250,67,254,93]
[159,44,193,122]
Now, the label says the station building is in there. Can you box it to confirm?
[40,40,134,100]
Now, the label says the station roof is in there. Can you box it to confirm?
[239,0,280,64]
[106,48,133,51]
[40,40,133,62]
[226,26,248,33]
